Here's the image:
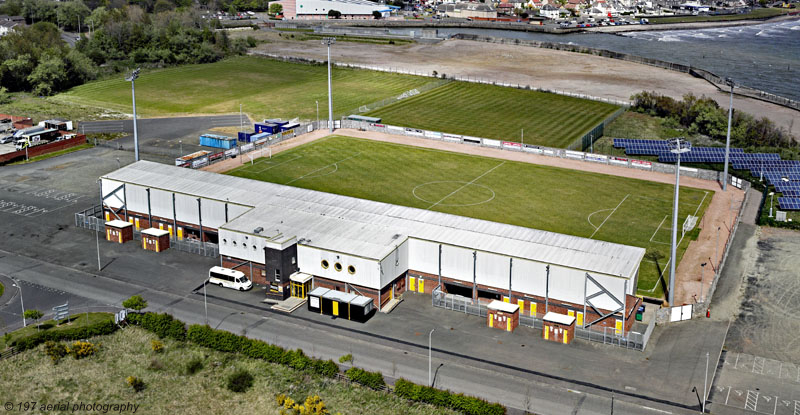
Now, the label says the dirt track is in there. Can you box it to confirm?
[205,128,743,304]
[252,36,798,138]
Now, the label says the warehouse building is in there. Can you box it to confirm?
[99,161,644,333]
[277,0,397,20]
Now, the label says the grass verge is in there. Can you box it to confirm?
[0,93,125,122]
[0,327,456,415]
[1,313,112,350]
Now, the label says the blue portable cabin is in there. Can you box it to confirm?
[199,134,237,150]
[265,119,288,127]
[238,131,254,142]
[254,123,280,135]
[250,132,270,143]
[280,122,300,132]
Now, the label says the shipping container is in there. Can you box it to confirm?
[175,150,211,167]
[250,132,270,143]
[237,131,254,142]
[349,295,375,322]
[321,290,358,320]
[199,134,237,149]
[308,287,329,313]
[254,123,279,135]
[280,122,300,132]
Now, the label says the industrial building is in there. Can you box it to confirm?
[277,0,397,19]
[99,161,644,333]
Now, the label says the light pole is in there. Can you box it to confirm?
[11,277,26,327]
[322,37,336,133]
[715,226,720,266]
[96,223,101,271]
[668,137,691,307]
[179,140,182,156]
[428,328,435,386]
[204,278,209,325]
[703,351,709,413]
[316,100,319,129]
[125,68,141,162]
[700,262,707,303]
[768,192,775,217]
[239,104,243,133]
[722,78,734,191]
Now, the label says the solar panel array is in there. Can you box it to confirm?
[613,138,800,210]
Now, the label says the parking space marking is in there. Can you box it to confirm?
[735,352,740,369]
[746,390,760,411]
[794,400,799,415]
[754,356,766,374]
[726,386,732,405]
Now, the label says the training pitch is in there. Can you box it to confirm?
[227,135,712,298]
[366,82,620,148]
[56,56,431,121]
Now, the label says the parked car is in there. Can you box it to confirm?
[0,134,14,144]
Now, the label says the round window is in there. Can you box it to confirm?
[222,239,227,245]
[334,262,342,272]
[242,243,247,248]
[232,241,237,247]
[321,260,329,269]
[252,245,257,251]
[348,265,356,274]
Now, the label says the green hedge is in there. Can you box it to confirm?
[394,379,506,415]
[127,312,186,341]
[345,367,386,390]
[12,320,117,352]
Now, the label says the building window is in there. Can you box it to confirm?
[334,262,342,272]
[243,243,247,249]
[275,269,281,282]
[232,241,237,247]
[348,265,356,274]
[292,256,296,264]
[252,245,257,251]
[321,260,329,269]
[222,239,227,245]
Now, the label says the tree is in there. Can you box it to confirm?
[27,52,66,96]
[122,294,148,311]
[372,10,381,19]
[268,2,282,15]
[56,1,91,32]
[327,9,341,18]
[0,87,11,105]
[23,309,44,331]
[153,0,175,13]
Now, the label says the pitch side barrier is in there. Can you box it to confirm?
[342,119,749,188]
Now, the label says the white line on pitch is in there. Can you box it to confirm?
[427,161,505,210]
[590,194,629,239]
[285,153,360,185]
[649,214,669,244]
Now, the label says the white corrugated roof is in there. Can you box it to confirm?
[142,228,169,237]
[102,161,645,276]
[543,312,576,325]
[106,220,132,228]
[488,300,519,313]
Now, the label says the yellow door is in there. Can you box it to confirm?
[332,301,339,316]
[155,240,159,252]
[106,229,111,241]
[168,225,173,236]
[563,332,569,344]
[615,320,623,335]
[530,302,537,316]
[489,316,493,328]
[134,218,140,229]
[577,312,583,326]
[503,296,510,303]
[142,239,146,249]
[568,310,575,318]
[118,232,122,243]
[544,327,549,340]
[105,212,110,221]
[517,299,525,314]
[177,227,183,240]
[128,217,134,225]
[409,277,416,292]
[159,223,164,230]
[507,319,511,332]
[418,278,424,293]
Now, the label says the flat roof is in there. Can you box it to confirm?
[322,290,358,303]
[543,312,576,325]
[102,161,645,276]
[142,228,170,237]
[289,272,313,283]
[106,220,132,228]
[350,296,373,307]
[308,287,330,297]
[487,300,519,313]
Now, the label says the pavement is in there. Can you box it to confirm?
[0,140,747,415]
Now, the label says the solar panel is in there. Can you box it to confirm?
[778,197,800,210]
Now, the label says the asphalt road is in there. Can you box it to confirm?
[0,143,742,415]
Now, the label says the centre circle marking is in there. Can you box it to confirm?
[412,181,496,207]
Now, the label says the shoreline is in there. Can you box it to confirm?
[590,13,799,34]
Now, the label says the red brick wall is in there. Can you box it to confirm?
[103,208,217,242]
[0,135,86,165]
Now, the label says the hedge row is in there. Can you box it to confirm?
[394,379,506,415]
[344,367,386,390]
[12,319,117,352]
[127,312,186,341]
[185,324,339,378]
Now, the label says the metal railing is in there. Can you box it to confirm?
[432,288,650,351]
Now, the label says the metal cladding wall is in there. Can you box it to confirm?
[297,245,382,290]
[219,229,281,263]
[407,238,632,311]
[378,239,408,288]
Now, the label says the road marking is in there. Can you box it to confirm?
[794,400,799,415]
[285,152,361,185]
[641,406,672,414]
[754,356,766,374]
[746,391,759,411]
[735,352,740,369]
[773,396,778,415]
[725,386,732,405]
[427,162,505,210]
[590,194,629,239]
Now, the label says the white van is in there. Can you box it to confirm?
[208,266,252,291]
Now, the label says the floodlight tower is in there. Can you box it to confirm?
[668,137,691,307]
[125,68,141,162]
[322,37,336,133]
[722,77,734,191]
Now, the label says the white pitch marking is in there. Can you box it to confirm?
[590,194,630,239]
[251,155,303,173]
[649,214,670,245]
[587,208,613,230]
[427,162,506,210]
[285,152,361,185]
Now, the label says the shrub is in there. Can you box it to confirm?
[126,376,145,392]
[338,354,352,364]
[44,341,68,363]
[344,367,385,390]
[148,358,165,371]
[122,295,148,311]
[311,359,339,378]
[12,319,116,351]
[151,339,164,353]
[394,378,505,415]
[227,368,254,393]
[185,357,204,375]
[68,341,99,359]
[138,313,185,341]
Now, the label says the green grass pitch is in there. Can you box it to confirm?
[228,135,712,298]
[366,82,620,148]
[55,56,432,121]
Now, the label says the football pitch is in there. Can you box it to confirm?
[366,82,620,148]
[228,135,712,298]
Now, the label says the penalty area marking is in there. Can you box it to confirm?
[284,152,361,185]
[249,155,303,174]
[589,194,629,239]
[587,209,613,230]
[412,181,496,207]
[649,215,671,245]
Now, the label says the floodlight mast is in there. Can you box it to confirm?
[125,68,141,162]
[322,38,336,133]
[668,137,691,307]
[722,78,734,191]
